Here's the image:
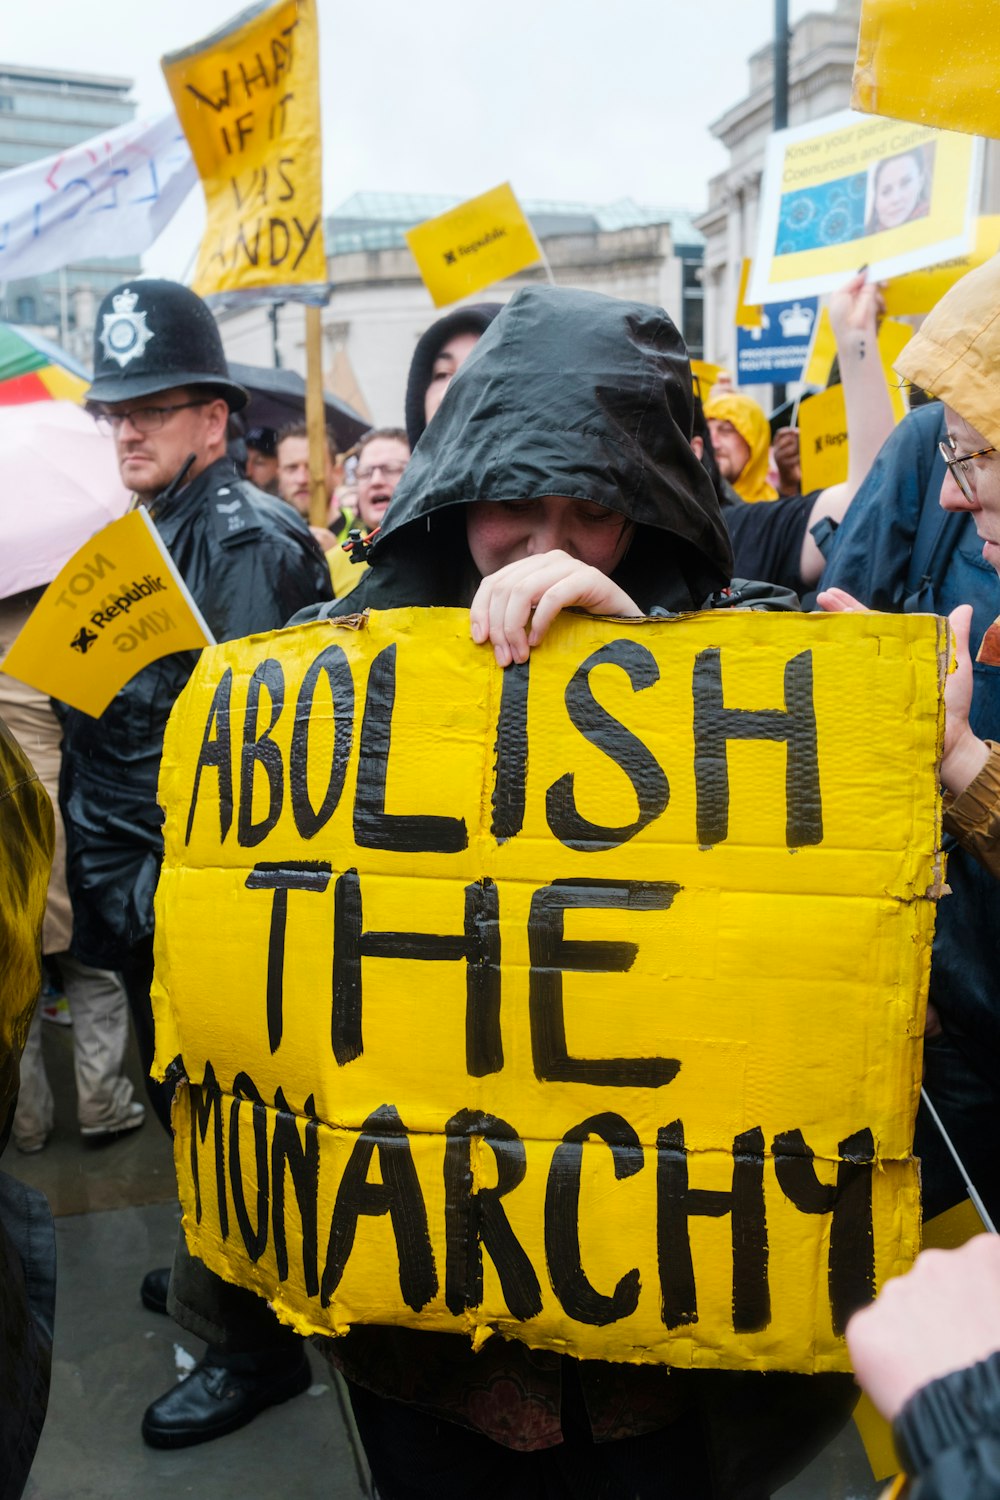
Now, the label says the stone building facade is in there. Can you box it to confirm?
[216,195,705,428]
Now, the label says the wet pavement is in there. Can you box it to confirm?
[9,1020,882,1499]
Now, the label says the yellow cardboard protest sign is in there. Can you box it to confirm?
[3,510,213,718]
[882,218,1000,317]
[749,109,980,304]
[405,183,542,308]
[878,317,912,422]
[799,385,849,491]
[802,307,838,388]
[735,260,763,329]
[853,0,1000,141]
[690,359,727,400]
[162,0,326,305]
[154,607,942,1372]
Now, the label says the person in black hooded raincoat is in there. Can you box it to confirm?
[284,286,853,1499]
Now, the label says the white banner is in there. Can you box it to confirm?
[0,112,196,283]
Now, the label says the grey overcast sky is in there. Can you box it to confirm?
[3,0,842,275]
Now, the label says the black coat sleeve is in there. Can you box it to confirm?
[895,1352,1000,1500]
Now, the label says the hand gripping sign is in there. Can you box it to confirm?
[153,607,945,1373]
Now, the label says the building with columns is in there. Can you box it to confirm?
[696,0,1000,396]
[216,194,705,428]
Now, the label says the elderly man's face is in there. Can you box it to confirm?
[940,406,1000,575]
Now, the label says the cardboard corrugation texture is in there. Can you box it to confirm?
[153,607,945,1372]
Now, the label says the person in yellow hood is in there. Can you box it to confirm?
[704,391,779,502]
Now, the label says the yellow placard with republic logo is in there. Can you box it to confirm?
[162,0,326,305]
[154,607,942,1371]
[799,384,850,492]
[405,183,542,308]
[3,509,214,718]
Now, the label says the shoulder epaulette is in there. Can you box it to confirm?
[209,481,264,548]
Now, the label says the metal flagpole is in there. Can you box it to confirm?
[921,1086,998,1234]
[771,0,791,411]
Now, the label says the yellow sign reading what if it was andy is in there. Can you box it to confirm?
[154,607,944,1372]
[162,0,326,306]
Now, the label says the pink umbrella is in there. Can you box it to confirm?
[1,400,130,598]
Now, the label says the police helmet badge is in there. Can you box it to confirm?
[99,287,154,369]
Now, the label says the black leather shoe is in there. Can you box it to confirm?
[140,1267,170,1316]
[141,1348,311,1449]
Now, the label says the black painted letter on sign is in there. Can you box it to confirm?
[354,645,468,853]
[321,1104,437,1312]
[545,1112,643,1326]
[546,640,669,851]
[528,879,681,1087]
[444,1109,541,1321]
[692,648,822,848]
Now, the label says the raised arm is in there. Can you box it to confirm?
[799,273,896,586]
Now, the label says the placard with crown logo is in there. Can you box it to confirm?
[736,296,818,386]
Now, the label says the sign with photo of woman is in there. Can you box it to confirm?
[749,110,980,304]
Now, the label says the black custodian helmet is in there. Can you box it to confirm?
[86,279,249,411]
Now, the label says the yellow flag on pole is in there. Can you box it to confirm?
[405,183,542,308]
[3,510,214,718]
[162,0,326,306]
[853,0,1000,139]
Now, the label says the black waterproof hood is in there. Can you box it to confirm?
[404,301,503,448]
[351,286,733,614]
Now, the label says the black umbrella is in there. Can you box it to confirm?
[228,362,370,451]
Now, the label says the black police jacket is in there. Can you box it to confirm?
[60,457,332,967]
[894,1350,1000,1499]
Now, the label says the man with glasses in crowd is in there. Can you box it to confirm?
[60,279,331,1449]
[353,425,411,537]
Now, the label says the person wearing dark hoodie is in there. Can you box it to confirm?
[403,301,503,450]
[284,285,855,1498]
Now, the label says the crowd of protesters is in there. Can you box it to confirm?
[2,249,1000,1500]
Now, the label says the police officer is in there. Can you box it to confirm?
[60,279,332,1446]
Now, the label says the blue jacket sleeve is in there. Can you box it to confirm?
[820,402,946,609]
